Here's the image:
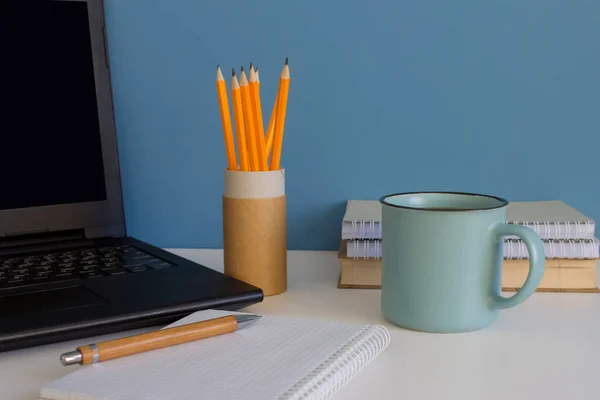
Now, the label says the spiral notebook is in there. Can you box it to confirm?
[346,238,600,259]
[341,199,595,240]
[38,309,391,400]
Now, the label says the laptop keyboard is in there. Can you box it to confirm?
[0,244,174,289]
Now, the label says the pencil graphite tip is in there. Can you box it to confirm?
[285,57,288,65]
[255,65,258,72]
[232,68,235,77]
[249,62,253,70]
[240,66,245,72]
[216,64,220,70]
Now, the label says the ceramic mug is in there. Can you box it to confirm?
[379,191,545,333]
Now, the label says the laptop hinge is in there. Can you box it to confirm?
[0,229,94,257]
[85,224,126,239]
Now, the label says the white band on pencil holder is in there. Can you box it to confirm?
[222,169,287,296]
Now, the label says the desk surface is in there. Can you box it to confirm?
[1,249,599,400]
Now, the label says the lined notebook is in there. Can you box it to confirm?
[341,199,595,240]
[346,238,600,259]
[39,310,391,400]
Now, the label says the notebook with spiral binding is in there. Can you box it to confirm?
[341,199,595,240]
[341,200,382,239]
[38,309,391,400]
[506,200,595,239]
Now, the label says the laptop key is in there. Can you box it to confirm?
[39,261,55,267]
[32,272,52,280]
[122,259,146,267]
[80,260,98,266]
[79,271,103,279]
[104,269,126,276]
[124,265,148,273]
[11,268,29,275]
[147,262,174,270]
[54,272,77,281]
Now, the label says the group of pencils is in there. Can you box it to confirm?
[216,57,290,172]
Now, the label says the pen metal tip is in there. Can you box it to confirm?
[285,57,288,65]
[60,350,83,366]
[235,314,261,330]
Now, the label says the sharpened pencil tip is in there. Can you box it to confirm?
[255,65,258,72]
[232,68,235,77]
[285,57,288,65]
[241,66,244,72]
[249,62,253,70]
[217,64,220,70]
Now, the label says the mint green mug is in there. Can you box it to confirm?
[380,192,545,333]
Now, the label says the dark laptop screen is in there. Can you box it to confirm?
[1,0,107,211]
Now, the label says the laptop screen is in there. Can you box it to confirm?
[1,0,108,212]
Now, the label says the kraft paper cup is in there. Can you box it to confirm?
[222,169,287,296]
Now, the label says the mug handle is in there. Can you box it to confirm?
[489,223,545,310]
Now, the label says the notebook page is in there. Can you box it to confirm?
[343,200,381,222]
[40,310,380,400]
[506,200,593,223]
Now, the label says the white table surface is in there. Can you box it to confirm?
[1,249,599,399]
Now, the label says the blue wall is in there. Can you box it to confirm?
[104,0,600,250]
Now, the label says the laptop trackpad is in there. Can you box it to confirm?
[0,286,106,318]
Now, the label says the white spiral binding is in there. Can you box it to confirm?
[345,219,380,240]
[505,220,595,239]
[278,325,391,400]
[347,238,600,260]
[349,240,381,259]
[503,238,599,259]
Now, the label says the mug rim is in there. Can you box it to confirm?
[379,191,509,212]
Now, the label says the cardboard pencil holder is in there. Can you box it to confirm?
[222,169,287,296]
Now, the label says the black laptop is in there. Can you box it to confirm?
[0,0,263,352]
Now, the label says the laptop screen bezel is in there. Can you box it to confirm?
[0,0,125,238]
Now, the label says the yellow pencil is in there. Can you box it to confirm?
[239,67,260,171]
[249,64,267,170]
[231,69,249,171]
[216,66,237,170]
[269,57,290,171]
[264,91,279,161]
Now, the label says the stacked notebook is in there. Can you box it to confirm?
[38,309,391,400]
[338,200,600,292]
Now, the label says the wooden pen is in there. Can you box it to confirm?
[60,314,261,366]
